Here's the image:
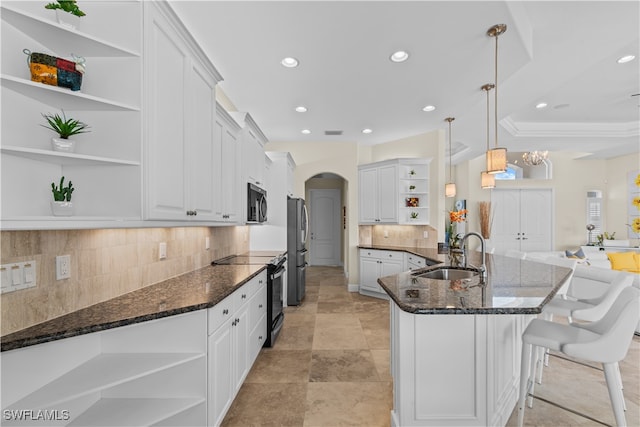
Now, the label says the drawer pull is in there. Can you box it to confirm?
[259,304,263,308]
[223,309,229,315]
[242,294,247,299]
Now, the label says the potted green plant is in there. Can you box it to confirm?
[50,176,75,216]
[41,110,90,152]
[410,212,419,220]
[45,0,86,29]
[409,185,416,192]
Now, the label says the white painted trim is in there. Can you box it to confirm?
[501,116,639,138]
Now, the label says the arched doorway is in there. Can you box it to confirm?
[305,173,346,266]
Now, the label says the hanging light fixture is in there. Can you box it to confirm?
[522,150,549,166]
[480,83,496,189]
[486,24,508,174]
[445,117,456,198]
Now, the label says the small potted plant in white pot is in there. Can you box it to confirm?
[45,0,86,29]
[51,176,75,216]
[41,110,90,152]
[410,212,419,221]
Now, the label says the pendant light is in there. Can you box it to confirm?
[445,117,456,198]
[486,24,508,174]
[480,84,496,189]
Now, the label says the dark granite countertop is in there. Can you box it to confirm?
[358,244,446,264]
[1,263,267,352]
[372,248,572,315]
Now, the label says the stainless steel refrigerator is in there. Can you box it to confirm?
[287,197,308,305]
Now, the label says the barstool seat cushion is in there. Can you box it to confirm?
[542,297,593,318]
[523,318,599,351]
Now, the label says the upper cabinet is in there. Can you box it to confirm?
[143,1,224,222]
[0,1,143,229]
[231,112,268,189]
[358,158,431,225]
[213,104,241,223]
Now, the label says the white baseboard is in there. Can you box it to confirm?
[348,283,359,292]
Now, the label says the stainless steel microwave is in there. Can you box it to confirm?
[247,183,267,223]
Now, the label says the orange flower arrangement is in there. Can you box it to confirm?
[446,209,467,248]
[449,209,467,223]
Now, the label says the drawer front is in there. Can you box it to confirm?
[208,294,234,335]
[406,254,426,268]
[233,285,251,312]
[250,285,267,327]
[377,250,404,261]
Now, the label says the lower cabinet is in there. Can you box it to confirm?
[1,311,208,427]
[359,249,404,297]
[208,270,266,426]
[1,271,268,427]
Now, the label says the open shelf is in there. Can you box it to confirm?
[68,397,205,427]
[1,146,139,166]
[1,75,140,111]
[1,5,140,58]
[7,353,204,410]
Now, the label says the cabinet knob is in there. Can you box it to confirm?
[242,294,247,299]
[236,318,240,324]
[259,335,263,340]
[223,309,229,315]
[259,304,263,308]
[193,210,197,216]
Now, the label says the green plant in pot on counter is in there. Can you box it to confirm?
[41,110,90,152]
[45,0,86,17]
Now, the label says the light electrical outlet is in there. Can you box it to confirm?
[423,231,429,239]
[205,237,210,250]
[56,255,71,280]
[159,242,167,260]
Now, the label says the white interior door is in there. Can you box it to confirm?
[309,189,341,266]
[491,190,521,251]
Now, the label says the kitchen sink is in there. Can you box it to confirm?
[414,267,479,280]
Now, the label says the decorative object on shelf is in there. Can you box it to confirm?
[406,197,419,207]
[410,212,419,220]
[409,185,416,192]
[50,176,75,216]
[45,0,86,17]
[444,117,456,197]
[596,231,616,247]
[479,201,493,239]
[24,49,86,91]
[41,110,90,152]
[486,24,508,174]
[446,208,467,266]
[586,223,596,245]
[522,150,549,166]
[409,169,416,177]
[480,84,496,189]
[45,0,86,29]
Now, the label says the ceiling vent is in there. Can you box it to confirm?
[324,130,343,136]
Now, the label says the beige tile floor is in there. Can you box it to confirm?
[222,266,640,427]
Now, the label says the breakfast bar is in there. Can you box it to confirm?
[377,251,572,427]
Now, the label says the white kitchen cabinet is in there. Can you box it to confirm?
[1,311,207,427]
[491,189,553,252]
[405,253,428,271]
[213,104,241,223]
[359,249,404,298]
[358,158,431,225]
[143,2,223,222]
[390,304,530,427]
[0,2,143,229]
[208,270,266,426]
[230,112,267,188]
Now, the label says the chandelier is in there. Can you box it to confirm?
[522,151,549,166]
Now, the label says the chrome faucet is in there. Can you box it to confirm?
[460,232,487,283]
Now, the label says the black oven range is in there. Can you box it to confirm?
[212,252,286,347]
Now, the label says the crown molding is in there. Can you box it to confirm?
[500,116,640,138]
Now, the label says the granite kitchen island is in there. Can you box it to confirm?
[377,251,572,427]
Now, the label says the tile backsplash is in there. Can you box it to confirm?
[359,224,438,248]
[0,226,250,335]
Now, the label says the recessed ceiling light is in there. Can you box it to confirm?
[617,55,636,64]
[301,129,311,134]
[295,106,307,113]
[535,102,548,109]
[390,50,409,63]
[422,105,436,112]
[362,128,373,134]
[281,57,299,68]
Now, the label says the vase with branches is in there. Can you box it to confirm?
[478,201,493,239]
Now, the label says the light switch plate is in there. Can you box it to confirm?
[159,242,167,260]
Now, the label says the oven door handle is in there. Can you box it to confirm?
[271,267,285,280]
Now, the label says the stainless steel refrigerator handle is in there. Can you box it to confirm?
[302,204,309,243]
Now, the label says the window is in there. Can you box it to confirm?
[586,191,603,244]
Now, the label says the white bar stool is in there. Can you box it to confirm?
[517,286,639,427]
[536,272,633,384]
